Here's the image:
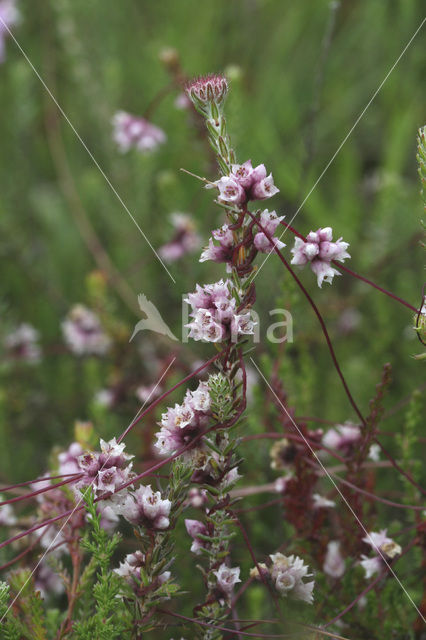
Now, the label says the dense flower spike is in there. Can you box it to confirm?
[291,227,350,287]
[0,0,19,63]
[112,484,171,530]
[112,111,166,153]
[62,304,111,356]
[185,280,255,343]
[158,213,201,262]
[154,380,211,456]
[4,323,41,364]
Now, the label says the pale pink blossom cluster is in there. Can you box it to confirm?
[322,422,361,456]
[291,227,350,287]
[154,380,211,456]
[269,553,314,603]
[323,541,345,579]
[58,442,84,476]
[158,213,201,263]
[76,438,134,497]
[62,304,111,356]
[4,323,41,364]
[360,529,401,579]
[0,0,19,63]
[252,553,314,603]
[185,280,255,343]
[112,484,171,530]
[207,160,279,205]
[114,550,171,588]
[213,563,241,597]
[253,209,286,253]
[112,111,166,153]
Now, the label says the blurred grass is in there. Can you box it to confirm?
[0,0,424,479]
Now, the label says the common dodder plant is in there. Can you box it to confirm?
[0,73,425,640]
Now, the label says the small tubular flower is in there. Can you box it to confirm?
[323,541,345,579]
[112,484,171,530]
[213,563,241,596]
[154,380,211,456]
[268,553,314,604]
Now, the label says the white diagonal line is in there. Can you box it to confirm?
[0,18,176,284]
[0,356,176,623]
[250,357,425,624]
[253,16,426,281]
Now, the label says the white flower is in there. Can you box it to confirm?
[312,494,336,509]
[213,563,241,596]
[269,553,314,604]
[323,541,345,578]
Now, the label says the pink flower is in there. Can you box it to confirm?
[213,563,241,596]
[158,213,201,263]
[58,442,84,476]
[185,519,208,555]
[4,323,41,364]
[253,211,286,253]
[185,280,255,344]
[322,422,361,456]
[188,487,208,508]
[112,111,166,153]
[76,438,134,496]
[291,227,350,287]
[0,495,16,526]
[62,305,111,356]
[0,0,20,63]
[323,541,345,579]
[113,484,171,530]
[200,224,235,266]
[210,176,246,205]
[359,529,401,579]
[362,530,401,558]
[250,172,280,200]
[154,380,211,457]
